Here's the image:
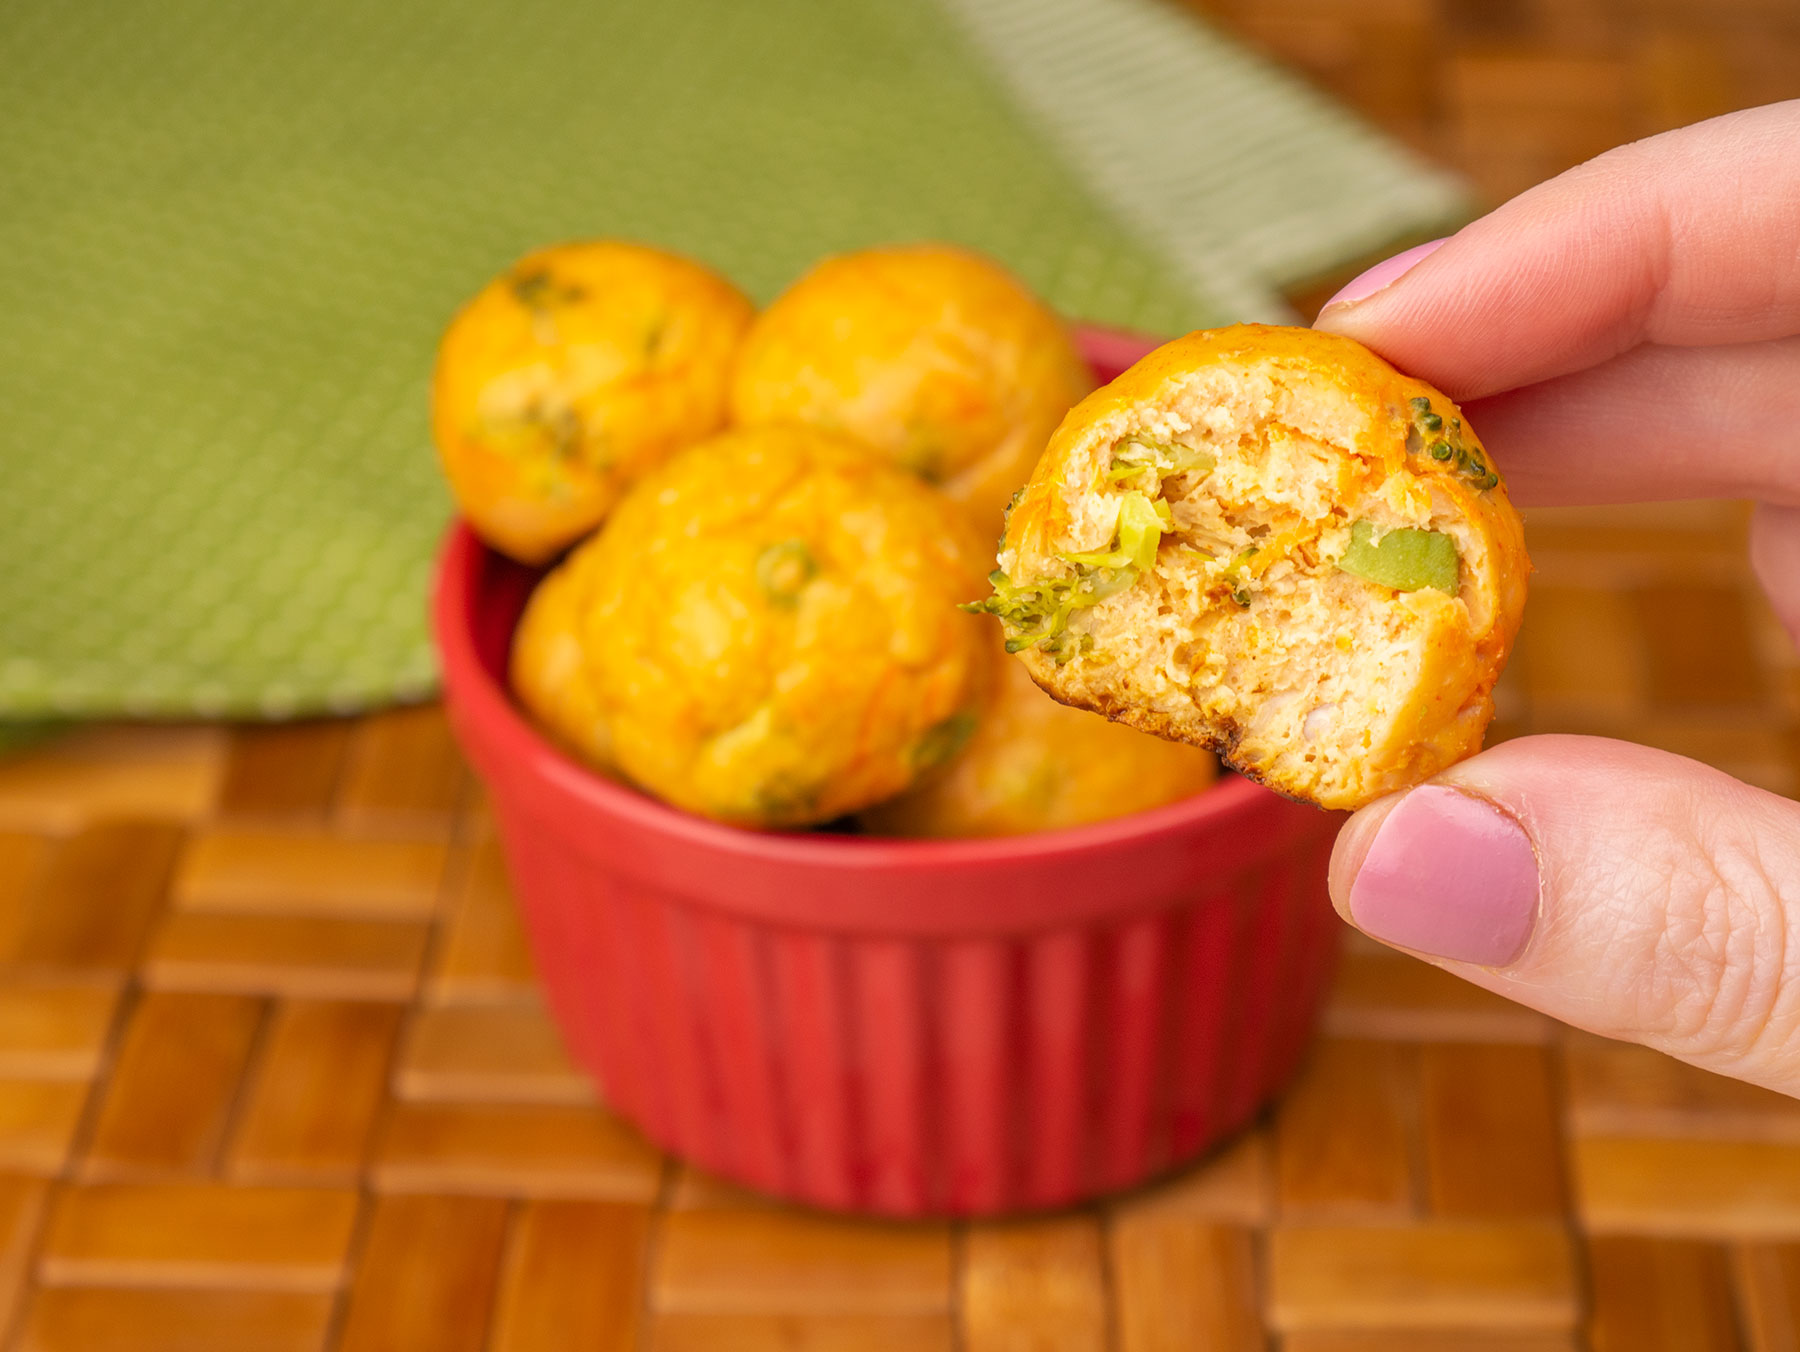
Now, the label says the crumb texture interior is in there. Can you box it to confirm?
[1002,329,1527,809]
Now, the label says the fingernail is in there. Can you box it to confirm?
[1346,785,1539,966]
[1319,238,1448,314]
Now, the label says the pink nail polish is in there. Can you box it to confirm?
[1319,238,1448,313]
[1346,786,1538,967]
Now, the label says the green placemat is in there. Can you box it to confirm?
[0,0,1466,722]
[943,0,1467,318]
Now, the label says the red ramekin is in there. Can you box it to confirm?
[432,329,1344,1217]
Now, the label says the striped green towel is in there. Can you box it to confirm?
[0,0,1466,722]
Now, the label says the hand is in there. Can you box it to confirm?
[1312,100,1800,1096]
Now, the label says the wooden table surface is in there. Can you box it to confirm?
[2,3,1798,1349]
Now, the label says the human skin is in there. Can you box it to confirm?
[1314,101,1800,1095]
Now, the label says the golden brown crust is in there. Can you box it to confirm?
[433,240,754,564]
[509,544,617,774]
[729,243,1094,539]
[995,324,1530,810]
[861,635,1217,837]
[512,424,992,829]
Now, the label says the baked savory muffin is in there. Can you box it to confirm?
[862,637,1218,837]
[728,243,1094,537]
[508,544,616,775]
[973,325,1529,811]
[433,240,754,564]
[511,423,991,829]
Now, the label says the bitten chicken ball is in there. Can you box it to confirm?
[862,638,1218,837]
[729,243,1094,537]
[512,424,992,828]
[974,325,1529,811]
[434,240,754,564]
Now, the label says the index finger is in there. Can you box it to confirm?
[1315,100,1800,400]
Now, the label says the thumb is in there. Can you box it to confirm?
[1330,735,1800,1094]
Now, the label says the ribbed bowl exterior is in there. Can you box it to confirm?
[494,798,1337,1215]
[432,326,1344,1218]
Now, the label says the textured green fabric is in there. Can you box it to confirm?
[942,0,1467,317]
[0,0,1465,721]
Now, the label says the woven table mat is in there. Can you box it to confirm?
[0,496,1793,1351]
[0,0,1462,724]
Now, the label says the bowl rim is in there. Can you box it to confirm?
[430,322,1331,878]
